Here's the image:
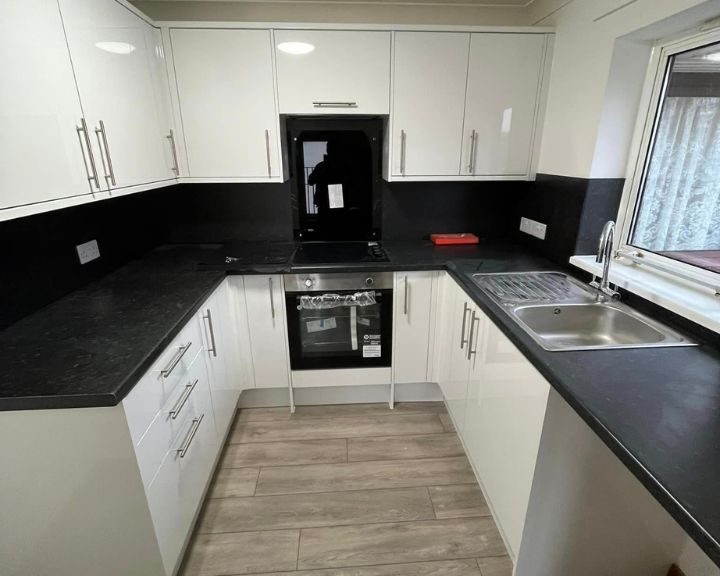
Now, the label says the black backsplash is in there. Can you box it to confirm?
[0,175,623,328]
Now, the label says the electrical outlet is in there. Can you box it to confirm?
[76,239,100,264]
[519,217,547,240]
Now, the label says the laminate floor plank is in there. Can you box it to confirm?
[221,439,347,468]
[239,559,482,576]
[429,484,491,519]
[198,487,434,533]
[297,517,506,569]
[439,413,456,432]
[476,556,514,576]
[348,433,464,462]
[256,457,476,496]
[207,468,259,499]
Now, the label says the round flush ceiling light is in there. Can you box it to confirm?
[95,41,136,54]
[277,41,315,55]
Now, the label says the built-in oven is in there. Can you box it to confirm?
[284,272,393,370]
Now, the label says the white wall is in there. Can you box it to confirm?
[525,0,720,178]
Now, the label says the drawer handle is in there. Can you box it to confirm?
[161,341,192,378]
[312,101,358,108]
[177,414,204,458]
[169,379,198,420]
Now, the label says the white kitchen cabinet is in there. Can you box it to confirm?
[59,0,175,190]
[393,271,435,384]
[461,34,546,177]
[391,32,470,177]
[274,30,391,114]
[0,0,95,211]
[198,279,243,437]
[243,275,292,390]
[463,307,550,559]
[169,28,282,180]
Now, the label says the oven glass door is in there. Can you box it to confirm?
[286,289,392,370]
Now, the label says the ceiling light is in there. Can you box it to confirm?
[277,42,315,55]
[702,52,720,62]
[95,41,136,55]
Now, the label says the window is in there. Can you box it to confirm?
[621,32,720,282]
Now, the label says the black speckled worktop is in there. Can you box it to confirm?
[2,239,720,567]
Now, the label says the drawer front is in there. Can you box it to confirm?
[135,355,213,487]
[124,317,204,445]
[146,401,218,575]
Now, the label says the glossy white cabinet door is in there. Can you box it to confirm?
[170,29,281,179]
[243,275,291,389]
[442,283,474,430]
[463,314,550,558]
[461,34,545,177]
[393,272,434,384]
[275,30,391,114]
[0,0,94,209]
[392,32,469,177]
[59,0,173,190]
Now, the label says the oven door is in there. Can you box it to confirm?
[286,289,392,370]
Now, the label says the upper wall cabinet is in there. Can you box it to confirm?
[462,34,546,177]
[0,0,93,212]
[392,32,470,177]
[59,0,176,190]
[274,30,391,114]
[170,29,282,180]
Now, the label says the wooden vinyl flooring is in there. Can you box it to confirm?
[180,402,512,576]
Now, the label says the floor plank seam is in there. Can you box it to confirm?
[224,453,468,470]
[230,429,453,444]
[253,482,479,498]
[295,553,506,572]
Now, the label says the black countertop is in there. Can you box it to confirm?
[2,240,720,566]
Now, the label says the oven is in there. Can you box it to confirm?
[284,272,393,370]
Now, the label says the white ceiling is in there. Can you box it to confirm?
[140,0,537,5]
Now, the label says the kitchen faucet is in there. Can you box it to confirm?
[590,220,620,300]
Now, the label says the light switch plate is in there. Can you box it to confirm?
[76,239,100,264]
[520,217,547,240]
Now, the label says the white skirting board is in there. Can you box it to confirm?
[238,381,443,408]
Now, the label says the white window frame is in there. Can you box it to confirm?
[616,26,720,295]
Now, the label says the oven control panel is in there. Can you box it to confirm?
[284,272,394,293]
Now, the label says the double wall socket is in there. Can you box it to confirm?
[520,217,547,240]
[76,239,100,264]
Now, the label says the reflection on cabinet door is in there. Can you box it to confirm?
[463,314,550,558]
[275,30,391,115]
[1,0,94,210]
[393,272,434,384]
[461,34,545,177]
[170,28,281,179]
[243,275,291,389]
[392,32,469,177]
[442,288,474,430]
[59,0,172,190]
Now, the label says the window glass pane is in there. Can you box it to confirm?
[631,42,720,274]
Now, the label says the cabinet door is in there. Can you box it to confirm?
[461,34,545,177]
[170,28,281,179]
[392,32,469,177]
[442,283,474,430]
[463,316,550,558]
[0,0,95,210]
[275,30,390,114]
[393,272,434,384]
[199,280,243,437]
[243,275,291,389]
[59,0,173,190]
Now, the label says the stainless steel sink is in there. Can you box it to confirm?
[472,272,695,352]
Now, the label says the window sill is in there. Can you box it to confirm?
[569,255,720,334]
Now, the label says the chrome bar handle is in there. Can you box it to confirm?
[169,379,198,420]
[467,310,479,361]
[176,414,204,458]
[265,129,272,177]
[460,302,470,349]
[403,275,409,316]
[312,101,358,108]
[94,124,111,188]
[76,119,100,191]
[161,341,192,378]
[269,277,275,320]
[203,308,217,357]
[167,129,179,175]
[97,120,116,186]
[400,130,407,175]
[468,129,477,174]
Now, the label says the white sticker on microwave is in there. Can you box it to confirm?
[363,344,381,358]
[306,317,337,333]
[328,184,344,209]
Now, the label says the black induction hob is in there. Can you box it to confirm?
[292,241,389,265]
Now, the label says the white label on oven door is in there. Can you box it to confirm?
[363,344,381,358]
[306,317,337,333]
[357,317,371,326]
[328,184,344,209]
